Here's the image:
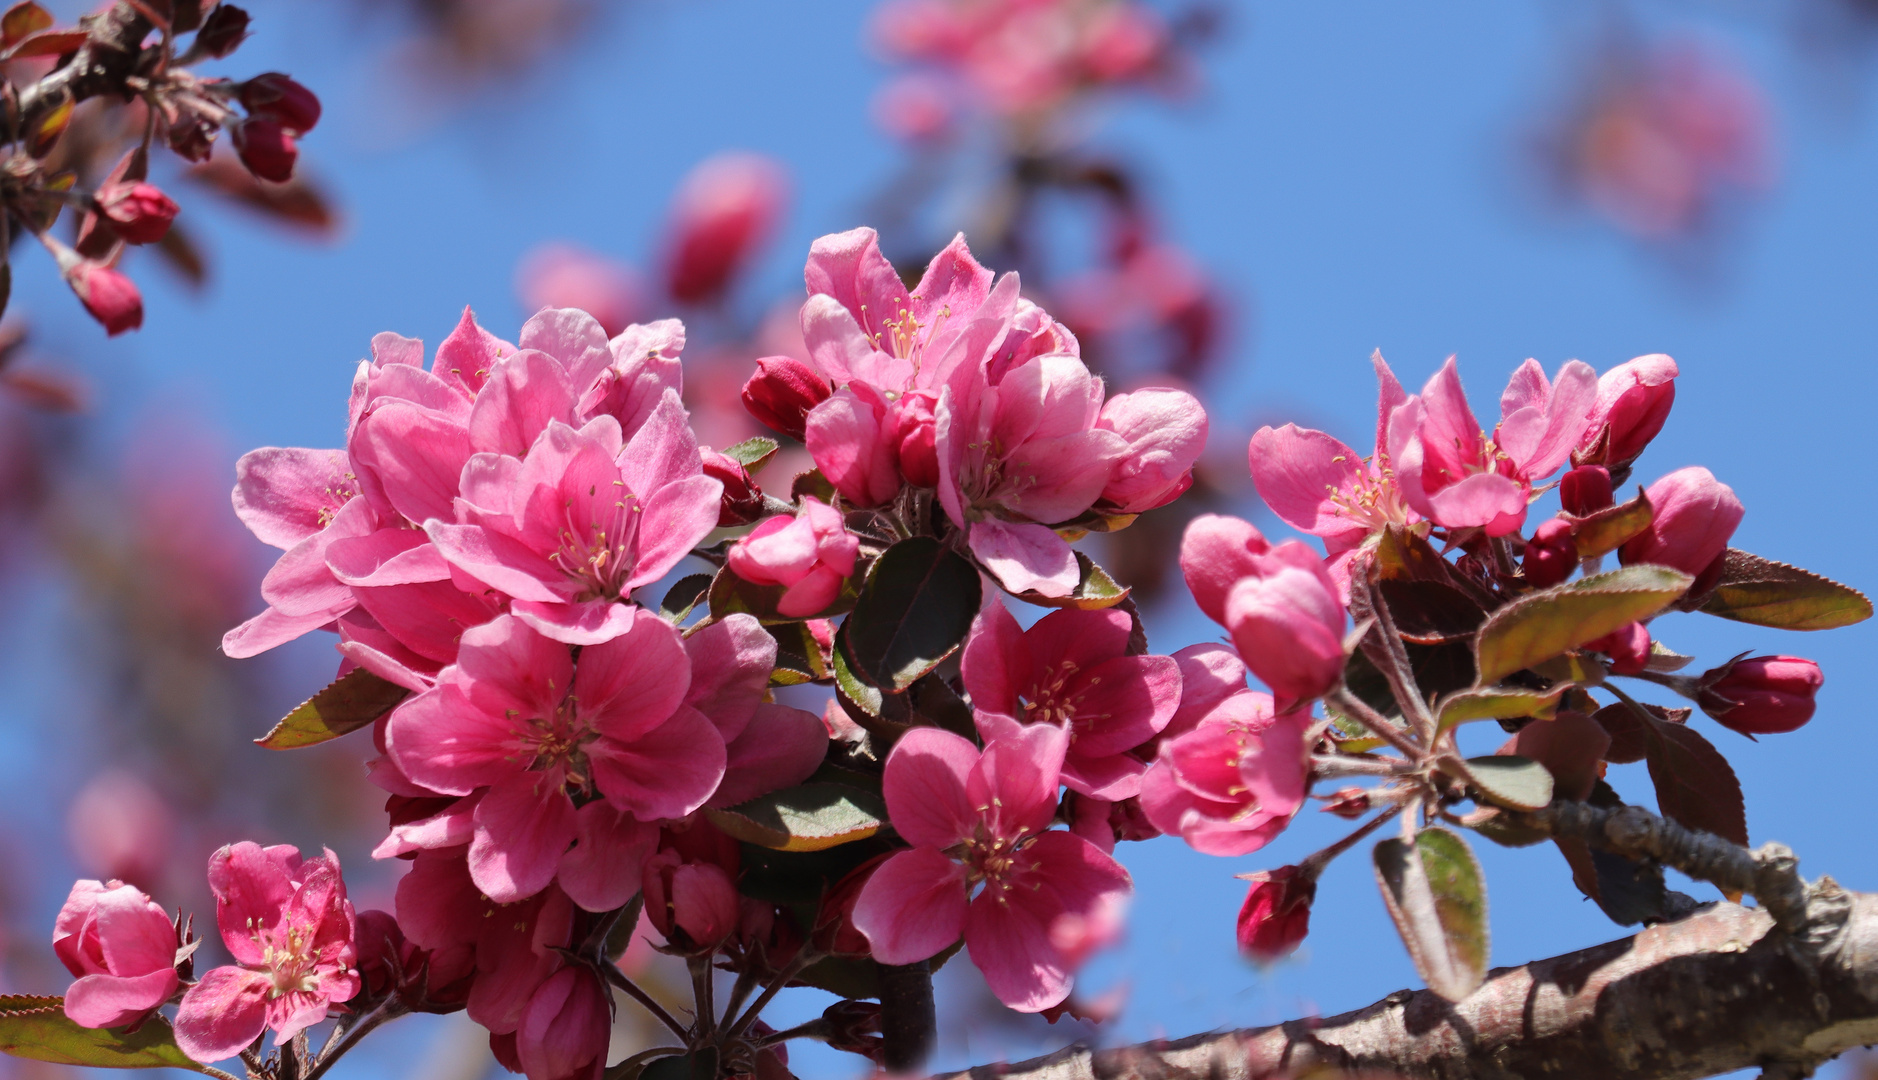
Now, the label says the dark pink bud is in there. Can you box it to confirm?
[515,967,611,1080]
[662,152,787,305]
[1619,467,1742,579]
[1578,354,1677,468]
[240,73,321,133]
[1523,517,1577,589]
[822,999,885,1064]
[232,118,297,183]
[700,447,763,527]
[1586,621,1650,676]
[1236,866,1315,963]
[1319,787,1371,820]
[742,354,830,440]
[642,850,740,951]
[57,250,143,336]
[95,181,178,245]
[888,389,939,487]
[1559,465,1614,517]
[1699,655,1822,735]
[193,4,249,58]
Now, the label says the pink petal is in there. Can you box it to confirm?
[682,614,775,742]
[996,428,1129,525]
[1416,358,1488,487]
[588,705,726,821]
[519,307,613,392]
[1164,645,1250,740]
[712,704,830,807]
[424,519,565,604]
[1178,513,1268,624]
[1058,751,1147,802]
[221,605,334,658]
[627,474,724,590]
[326,526,449,588]
[432,305,513,399]
[851,847,969,965]
[468,349,579,457]
[64,969,178,1029]
[882,727,981,849]
[174,966,271,1063]
[232,447,353,549]
[618,389,704,502]
[1096,388,1207,514]
[1423,471,1528,534]
[969,520,1078,597]
[800,293,895,389]
[1061,654,1181,756]
[207,843,298,966]
[969,724,1066,838]
[573,606,691,740]
[1022,607,1133,681]
[959,599,1033,722]
[1248,425,1371,539]
[470,778,580,903]
[557,802,657,912]
[803,227,910,351]
[372,791,480,858]
[803,387,900,508]
[351,402,472,526]
[387,686,524,796]
[510,598,639,645]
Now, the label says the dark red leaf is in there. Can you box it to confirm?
[1644,718,1747,848]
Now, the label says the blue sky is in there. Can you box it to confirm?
[9,2,1878,1077]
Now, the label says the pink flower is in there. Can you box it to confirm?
[95,181,178,245]
[67,770,173,890]
[1699,655,1822,735]
[872,74,957,142]
[886,389,941,488]
[1617,465,1743,580]
[937,352,1128,596]
[514,967,611,1080]
[961,601,1180,799]
[726,497,859,617]
[426,399,720,644]
[58,252,143,336]
[1236,866,1315,963]
[742,354,831,441]
[174,844,359,1063]
[514,244,645,338]
[850,726,1131,1013]
[661,152,788,306]
[1181,515,1346,706]
[1250,353,1413,560]
[52,880,182,1030]
[240,73,321,134]
[642,849,741,951]
[1139,691,1311,856]
[1386,356,1598,536]
[1093,387,1207,514]
[1576,354,1678,470]
[386,612,721,905]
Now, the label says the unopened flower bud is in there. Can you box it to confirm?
[232,118,297,183]
[1619,466,1742,580]
[1235,866,1315,963]
[515,967,611,1080]
[887,389,939,487]
[1559,464,1614,517]
[642,850,739,951]
[53,245,142,336]
[661,152,787,305]
[1577,354,1677,469]
[822,999,884,1063]
[701,447,763,527]
[52,879,182,1029]
[1699,655,1823,735]
[239,73,320,133]
[727,497,858,617]
[1319,787,1371,820]
[95,181,178,245]
[1586,621,1650,676]
[813,852,891,957]
[742,354,829,440]
[1523,517,1577,589]
[193,4,250,58]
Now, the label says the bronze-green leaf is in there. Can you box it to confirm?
[1011,552,1129,611]
[0,997,207,1071]
[1373,827,1488,1002]
[1473,565,1691,685]
[256,669,410,750]
[1699,549,1872,631]
[703,783,887,852]
[721,436,780,470]
[1455,755,1554,812]
[1568,487,1652,560]
[1433,685,1566,734]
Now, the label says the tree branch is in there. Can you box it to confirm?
[16,3,154,123]
[941,886,1878,1080]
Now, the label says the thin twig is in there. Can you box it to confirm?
[690,955,717,1040]
[1351,565,1437,743]
[723,949,820,1043]
[1298,802,1405,877]
[302,999,401,1080]
[604,962,690,1040]
[1311,753,1418,778]
[1327,687,1423,761]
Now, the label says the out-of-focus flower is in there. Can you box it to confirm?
[50,240,143,335]
[95,182,179,245]
[661,152,788,305]
[240,73,322,134]
[53,880,182,1030]
[67,770,174,891]
[1235,866,1315,963]
[872,73,958,141]
[514,244,645,337]
[233,118,299,183]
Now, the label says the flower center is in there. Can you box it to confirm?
[1321,454,1409,532]
[546,483,642,601]
[255,922,322,998]
[508,687,595,793]
[959,828,1041,901]
[1021,662,1104,738]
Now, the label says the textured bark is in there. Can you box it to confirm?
[941,886,1878,1080]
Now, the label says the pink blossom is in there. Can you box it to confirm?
[174,844,359,1063]
[1093,387,1207,514]
[1387,356,1599,536]
[872,74,957,142]
[425,398,720,644]
[514,967,611,1080]
[515,244,645,338]
[1618,465,1743,580]
[962,601,1180,799]
[1236,866,1314,963]
[67,769,174,890]
[726,497,858,617]
[1576,354,1678,469]
[385,612,720,905]
[850,726,1131,1013]
[661,152,788,306]
[52,880,181,1030]
[937,352,1128,596]
[742,354,831,440]
[1180,515,1345,706]
[642,849,741,950]
[1139,692,1310,856]
[1249,353,1413,560]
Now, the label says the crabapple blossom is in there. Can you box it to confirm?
[962,601,1180,799]
[52,880,182,1030]
[742,353,831,440]
[726,496,859,617]
[514,244,646,337]
[1092,387,1207,514]
[1139,690,1310,856]
[1181,515,1346,706]
[642,848,741,951]
[53,245,143,336]
[1618,465,1743,583]
[173,844,358,1063]
[1235,866,1315,963]
[1699,656,1823,735]
[1577,354,1678,471]
[512,966,611,1080]
[95,182,178,245]
[851,726,1131,1012]
[1386,356,1598,536]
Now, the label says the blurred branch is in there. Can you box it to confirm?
[16,3,154,121]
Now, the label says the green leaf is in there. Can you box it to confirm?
[1373,827,1489,1002]
[704,783,887,852]
[831,629,883,718]
[721,436,780,470]
[660,573,713,622]
[1455,755,1554,812]
[1434,685,1566,735]
[1473,565,1691,685]
[0,997,207,1071]
[1698,549,1873,631]
[1567,487,1653,560]
[844,537,980,691]
[1011,552,1129,611]
[767,620,829,687]
[791,469,837,504]
[256,668,409,750]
